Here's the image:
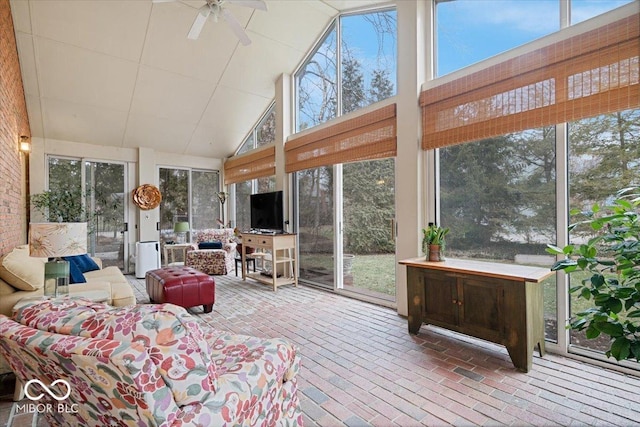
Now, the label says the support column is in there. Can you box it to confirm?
[395,0,429,316]
[275,73,292,231]
[137,147,159,242]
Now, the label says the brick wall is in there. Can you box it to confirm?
[0,0,30,256]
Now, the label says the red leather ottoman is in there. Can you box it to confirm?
[145,266,215,313]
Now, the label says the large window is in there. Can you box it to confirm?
[236,104,276,155]
[436,0,558,77]
[439,127,558,340]
[568,108,640,357]
[159,168,220,244]
[295,8,397,131]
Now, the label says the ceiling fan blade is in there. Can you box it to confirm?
[187,6,211,40]
[226,0,267,11]
[221,8,252,46]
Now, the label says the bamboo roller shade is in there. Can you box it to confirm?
[420,13,639,150]
[224,145,275,185]
[285,103,397,173]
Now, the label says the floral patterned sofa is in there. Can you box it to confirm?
[0,297,302,426]
[186,228,237,275]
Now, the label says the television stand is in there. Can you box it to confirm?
[241,233,297,291]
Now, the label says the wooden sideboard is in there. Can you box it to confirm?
[399,257,554,372]
[241,233,298,291]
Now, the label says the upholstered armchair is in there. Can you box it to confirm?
[185,228,237,275]
[0,298,302,426]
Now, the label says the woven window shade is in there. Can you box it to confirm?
[224,145,275,185]
[285,103,397,173]
[420,13,639,150]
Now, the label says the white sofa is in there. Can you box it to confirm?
[0,245,136,317]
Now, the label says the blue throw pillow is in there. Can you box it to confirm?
[67,261,86,284]
[199,241,223,250]
[64,254,100,273]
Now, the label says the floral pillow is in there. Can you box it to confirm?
[14,297,217,407]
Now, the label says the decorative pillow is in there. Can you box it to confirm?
[67,261,86,284]
[198,241,223,250]
[0,245,47,291]
[15,298,217,407]
[63,254,100,273]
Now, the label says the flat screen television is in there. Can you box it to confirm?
[250,191,284,233]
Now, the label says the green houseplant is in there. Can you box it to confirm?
[546,186,640,362]
[422,224,449,262]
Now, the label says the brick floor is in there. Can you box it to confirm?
[1,273,639,426]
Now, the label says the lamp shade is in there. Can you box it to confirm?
[174,222,190,233]
[29,222,87,258]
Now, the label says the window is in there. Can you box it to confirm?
[159,168,220,243]
[436,0,558,77]
[295,8,397,131]
[236,103,275,155]
[570,0,635,24]
[296,23,337,132]
[439,127,558,340]
[568,108,640,356]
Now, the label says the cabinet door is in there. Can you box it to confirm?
[422,271,458,326]
[457,277,504,342]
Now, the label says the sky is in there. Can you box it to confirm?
[436,0,634,76]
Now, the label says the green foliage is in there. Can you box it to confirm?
[547,186,640,361]
[30,189,90,222]
[422,224,450,254]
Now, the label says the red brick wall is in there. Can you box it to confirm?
[0,0,30,256]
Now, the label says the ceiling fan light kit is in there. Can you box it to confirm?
[153,0,267,45]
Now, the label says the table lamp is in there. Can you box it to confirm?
[174,221,190,244]
[29,222,88,297]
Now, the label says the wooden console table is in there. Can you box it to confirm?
[399,257,554,372]
[241,233,298,291]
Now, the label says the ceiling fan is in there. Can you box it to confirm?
[152,0,268,45]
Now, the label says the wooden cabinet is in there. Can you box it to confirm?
[241,233,298,291]
[401,257,554,372]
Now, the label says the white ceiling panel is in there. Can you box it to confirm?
[218,33,302,99]
[249,0,334,51]
[24,94,43,137]
[41,98,128,147]
[188,124,246,158]
[9,0,31,34]
[14,32,39,97]
[29,0,151,61]
[141,1,241,84]
[36,38,138,112]
[11,0,383,159]
[130,66,214,124]
[201,85,270,137]
[123,113,196,153]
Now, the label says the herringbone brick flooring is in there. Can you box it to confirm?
[2,272,639,426]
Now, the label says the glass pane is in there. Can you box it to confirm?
[237,134,255,155]
[571,0,634,25]
[235,180,252,232]
[256,107,276,147]
[340,9,397,114]
[85,161,125,269]
[192,170,220,230]
[296,24,337,131]
[439,127,558,341]
[436,0,558,77]
[46,157,83,222]
[297,167,335,287]
[159,168,189,246]
[568,109,640,354]
[343,158,396,300]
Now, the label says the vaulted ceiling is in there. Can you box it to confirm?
[10,0,387,159]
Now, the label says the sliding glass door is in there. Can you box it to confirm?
[48,157,128,270]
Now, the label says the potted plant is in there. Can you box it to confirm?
[546,186,640,362]
[422,224,449,262]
